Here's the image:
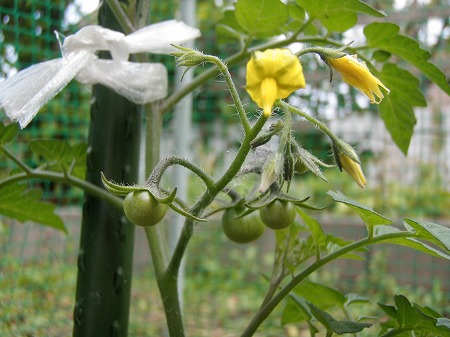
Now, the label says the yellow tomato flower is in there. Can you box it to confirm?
[339,153,367,188]
[246,49,306,116]
[328,54,389,104]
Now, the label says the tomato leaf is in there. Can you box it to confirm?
[308,302,372,334]
[294,280,346,309]
[377,63,427,154]
[403,218,450,252]
[374,226,450,261]
[364,22,450,96]
[216,9,247,44]
[378,295,450,336]
[296,0,385,32]
[0,184,66,232]
[235,0,288,38]
[327,191,393,229]
[29,139,74,170]
[0,122,20,145]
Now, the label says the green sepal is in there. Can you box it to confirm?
[101,172,139,196]
[168,203,206,223]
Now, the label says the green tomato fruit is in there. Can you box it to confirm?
[222,207,266,244]
[123,191,167,227]
[259,200,296,230]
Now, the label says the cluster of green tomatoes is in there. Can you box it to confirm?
[123,190,297,244]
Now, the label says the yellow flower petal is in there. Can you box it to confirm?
[246,49,306,115]
[339,153,367,188]
[328,54,389,104]
[260,77,278,116]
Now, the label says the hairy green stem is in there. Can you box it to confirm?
[167,114,268,277]
[279,101,340,144]
[147,155,215,190]
[241,231,418,336]
[204,55,251,133]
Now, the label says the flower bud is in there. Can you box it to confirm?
[325,53,389,104]
[332,143,366,188]
[171,45,207,68]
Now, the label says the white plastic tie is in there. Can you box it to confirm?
[0,20,201,128]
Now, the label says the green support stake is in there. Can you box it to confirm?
[73,3,140,337]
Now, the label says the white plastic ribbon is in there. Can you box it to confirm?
[0,20,201,128]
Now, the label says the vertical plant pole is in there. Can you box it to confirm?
[73,3,140,337]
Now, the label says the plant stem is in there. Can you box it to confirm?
[279,101,340,144]
[204,55,251,133]
[241,231,417,336]
[147,155,215,190]
[0,147,32,174]
[167,114,268,277]
[144,103,170,276]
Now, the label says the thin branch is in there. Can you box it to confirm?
[241,231,418,336]
[0,169,123,210]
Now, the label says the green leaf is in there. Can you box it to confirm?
[296,0,385,32]
[377,62,428,154]
[216,9,247,44]
[29,139,74,170]
[0,184,66,232]
[70,142,87,179]
[282,295,320,335]
[345,293,369,306]
[288,3,305,22]
[372,50,391,62]
[364,22,450,96]
[326,234,366,260]
[308,302,372,334]
[403,218,450,252]
[378,295,450,336]
[282,295,311,325]
[380,63,426,108]
[294,280,346,309]
[0,122,20,145]
[235,0,288,38]
[296,208,326,247]
[327,191,393,228]
[374,226,450,261]
[378,90,416,155]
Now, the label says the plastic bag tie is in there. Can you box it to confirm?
[0,20,201,128]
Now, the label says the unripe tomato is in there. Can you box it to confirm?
[123,191,167,227]
[222,207,266,244]
[259,200,296,230]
